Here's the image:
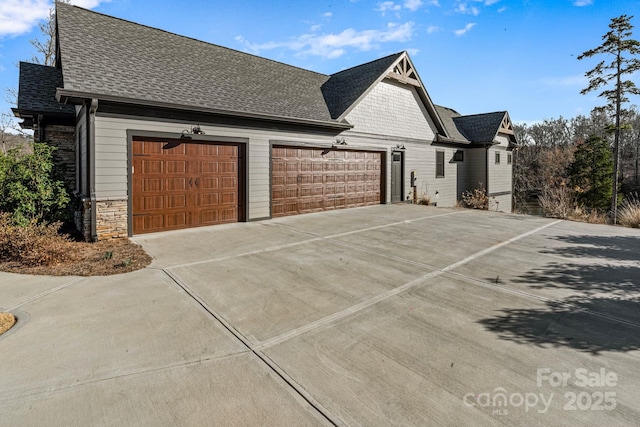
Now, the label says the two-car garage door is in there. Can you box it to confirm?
[271,146,382,217]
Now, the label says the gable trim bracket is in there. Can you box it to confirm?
[337,52,451,139]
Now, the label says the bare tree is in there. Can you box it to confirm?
[29,0,71,66]
[578,14,640,223]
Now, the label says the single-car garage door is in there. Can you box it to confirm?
[271,146,382,217]
[132,139,242,234]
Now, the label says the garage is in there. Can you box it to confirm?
[132,139,242,234]
[271,146,382,217]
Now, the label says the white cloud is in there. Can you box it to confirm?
[406,48,420,56]
[454,2,480,16]
[0,0,50,36]
[377,0,427,14]
[427,25,441,34]
[237,22,415,59]
[70,0,108,8]
[498,6,507,12]
[376,1,402,14]
[323,12,333,17]
[0,0,107,37]
[454,22,476,36]
[573,0,593,6]
[404,0,423,11]
[482,0,501,5]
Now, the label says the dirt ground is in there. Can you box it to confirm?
[0,238,152,276]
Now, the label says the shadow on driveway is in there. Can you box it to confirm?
[479,233,640,355]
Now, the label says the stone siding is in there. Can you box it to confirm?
[95,199,128,240]
[42,124,76,190]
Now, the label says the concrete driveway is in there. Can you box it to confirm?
[1,205,639,426]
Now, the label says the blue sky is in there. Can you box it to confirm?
[1,0,640,130]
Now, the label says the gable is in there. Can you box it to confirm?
[345,79,438,141]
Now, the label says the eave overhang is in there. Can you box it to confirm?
[56,89,354,132]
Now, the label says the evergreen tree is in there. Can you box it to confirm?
[569,135,613,211]
[578,15,640,222]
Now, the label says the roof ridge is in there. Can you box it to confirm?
[330,51,405,77]
[455,111,507,119]
[56,3,330,79]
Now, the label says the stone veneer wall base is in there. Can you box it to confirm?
[95,199,129,240]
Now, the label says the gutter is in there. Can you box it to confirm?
[56,89,353,131]
[435,134,471,146]
[88,99,98,241]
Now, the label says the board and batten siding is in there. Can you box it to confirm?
[92,114,337,220]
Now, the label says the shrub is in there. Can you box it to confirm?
[0,212,74,266]
[619,194,640,228]
[539,185,576,219]
[0,143,70,226]
[462,187,488,210]
[417,195,431,205]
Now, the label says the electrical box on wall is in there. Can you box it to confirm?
[410,170,417,187]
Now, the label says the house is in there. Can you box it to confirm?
[13,4,517,240]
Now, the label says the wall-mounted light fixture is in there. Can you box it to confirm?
[181,125,206,138]
[395,143,405,150]
[333,137,347,147]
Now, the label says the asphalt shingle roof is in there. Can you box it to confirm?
[321,52,404,119]
[453,111,507,143]
[435,105,508,144]
[17,4,511,141]
[56,3,334,123]
[434,105,469,143]
[15,62,74,115]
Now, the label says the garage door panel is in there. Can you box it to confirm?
[166,212,187,228]
[201,193,219,206]
[132,139,240,234]
[221,191,236,204]
[166,195,187,209]
[200,210,219,224]
[143,178,164,192]
[166,161,186,174]
[271,146,381,218]
[142,160,163,174]
[221,177,236,189]
[202,162,219,173]
[143,196,164,211]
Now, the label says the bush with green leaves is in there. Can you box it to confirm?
[0,143,70,225]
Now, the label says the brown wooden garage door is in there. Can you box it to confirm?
[271,146,382,217]
[132,139,241,234]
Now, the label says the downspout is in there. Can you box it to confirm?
[88,99,98,241]
[485,145,490,195]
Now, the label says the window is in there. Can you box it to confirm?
[495,152,501,165]
[507,153,512,165]
[453,150,464,162]
[436,150,445,178]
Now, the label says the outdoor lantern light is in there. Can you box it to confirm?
[181,125,206,138]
